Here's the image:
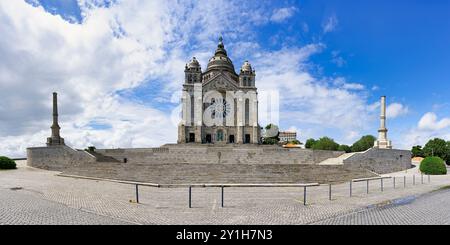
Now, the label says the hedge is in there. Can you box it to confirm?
[419,156,447,175]
[0,156,17,170]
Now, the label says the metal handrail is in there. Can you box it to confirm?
[58,173,431,208]
[352,176,392,182]
[57,173,319,207]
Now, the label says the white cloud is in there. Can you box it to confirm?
[399,112,450,149]
[0,0,269,157]
[331,50,346,67]
[252,46,376,136]
[333,77,364,90]
[387,103,409,119]
[270,7,298,23]
[322,15,338,33]
[342,83,365,90]
[0,1,380,157]
[418,112,450,131]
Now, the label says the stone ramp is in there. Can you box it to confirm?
[319,152,359,165]
[88,151,121,163]
[62,162,377,185]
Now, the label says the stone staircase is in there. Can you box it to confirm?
[93,146,341,165]
[62,162,376,184]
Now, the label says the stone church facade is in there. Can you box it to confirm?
[178,37,261,144]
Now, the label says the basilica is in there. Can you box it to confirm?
[178,37,261,144]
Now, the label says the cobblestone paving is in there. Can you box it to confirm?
[0,189,130,225]
[0,161,449,225]
[313,189,450,225]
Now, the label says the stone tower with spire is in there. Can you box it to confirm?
[178,36,260,144]
[46,92,65,146]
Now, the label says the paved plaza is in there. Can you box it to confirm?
[1,161,450,225]
[314,188,450,225]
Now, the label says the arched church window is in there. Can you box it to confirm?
[234,98,237,126]
[190,95,194,125]
[217,130,224,142]
[245,99,250,126]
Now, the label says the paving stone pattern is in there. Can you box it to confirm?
[0,189,130,225]
[1,161,449,225]
[314,189,450,225]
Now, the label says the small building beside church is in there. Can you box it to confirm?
[279,131,298,143]
[178,37,261,144]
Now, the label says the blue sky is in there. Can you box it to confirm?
[1,0,450,156]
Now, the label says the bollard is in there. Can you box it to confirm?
[428,175,431,183]
[303,186,307,206]
[381,178,384,192]
[221,186,224,208]
[404,176,406,188]
[189,186,192,208]
[329,184,332,201]
[135,184,139,204]
[393,177,396,189]
[367,180,369,194]
[413,175,415,185]
[349,181,352,197]
[421,174,423,184]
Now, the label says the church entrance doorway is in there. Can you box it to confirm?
[229,135,235,143]
[206,134,212,143]
[217,130,224,142]
[245,134,251,144]
[189,133,195,143]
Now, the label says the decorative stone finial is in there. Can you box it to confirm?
[215,36,227,56]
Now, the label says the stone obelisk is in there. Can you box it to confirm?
[46,92,65,146]
[374,96,392,149]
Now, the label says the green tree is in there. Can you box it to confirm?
[351,135,376,152]
[423,138,450,164]
[288,140,302,145]
[447,141,450,165]
[411,145,425,158]
[263,137,279,145]
[338,145,352,153]
[262,124,279,145]
[305,138,316,149]
[312,137,340,151]
[265,124,276,130]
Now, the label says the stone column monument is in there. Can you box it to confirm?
[46,92,65,146]
[374,96,392,149]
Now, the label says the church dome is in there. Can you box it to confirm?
[241,61,253,72]
[206,36,236,73]
[187,57,201,69]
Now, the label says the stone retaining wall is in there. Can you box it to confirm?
[27,146,96,171]
[343,148,412,174]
